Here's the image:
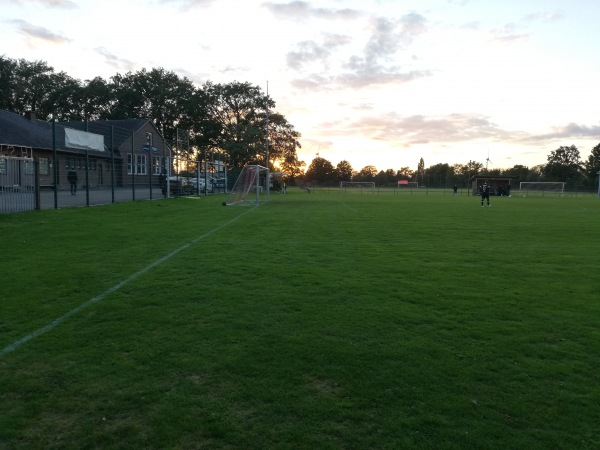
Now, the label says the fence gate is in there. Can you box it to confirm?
[0,156,36,214]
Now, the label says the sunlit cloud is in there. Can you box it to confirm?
[319,112,522,146]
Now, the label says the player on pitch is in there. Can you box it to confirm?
[479,180,491,207]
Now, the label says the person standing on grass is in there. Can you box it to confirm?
[479,180,491,207]
[67,170,78,195]
[453,184,458,196]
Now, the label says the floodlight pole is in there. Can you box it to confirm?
[265,81,270,200]
[146,132,153,200]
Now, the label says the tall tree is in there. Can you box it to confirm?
[503,164,530,181]
[417,157,425,185]
[355,165,378,181]
[396,167,414,180]
[279,152,305,185]
[305,156,336,184]
[545,145,583,183]
[45,73,83,121]
[80,77,113,121]
[202,81,273,167]
[0,56,17,111]
[336,160,353,181]
[584,143,600,181]
[10,59,60,118]
[424,163,452,187]
[263,111,302,170]
[109,68,197,140]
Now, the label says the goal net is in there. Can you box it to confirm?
[519,182,565,195]
[222,165,269,206]
[340,181,375,194]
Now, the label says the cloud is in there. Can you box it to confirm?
[7,19,71,44]
[319,112,519,146]
[490,11,564,45]
[286,34,351,70]
[344,13,429,83]
[95,47,136,73]
[5,0,77,7]
[158,0,216,11]
[362,13,426,65]
[489,23,529,44]
[334,69,433,89]
[524,123,600,141]
[523,10,565,23]
[288,12,431,90]
[262,1,362,21]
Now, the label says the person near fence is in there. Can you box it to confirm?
[453,184,458,196]
[67,170,78,195]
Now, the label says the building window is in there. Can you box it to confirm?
[136,154,147,175]
[128,154,147,175]
[25,160,34,175]
[152,156,161,175]
[39,157,49,175]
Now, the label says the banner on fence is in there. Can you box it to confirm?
[65,128,104,152]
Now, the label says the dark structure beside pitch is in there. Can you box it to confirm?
[470,176,514,196]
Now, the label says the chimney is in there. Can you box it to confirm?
[25,110,37,121]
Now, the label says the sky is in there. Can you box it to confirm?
[1,0,600,173]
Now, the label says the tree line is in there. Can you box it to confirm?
[2,56,599,188]
[0,56,304,176]
[305,146,600,189]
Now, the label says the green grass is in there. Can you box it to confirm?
[1,191,600,449]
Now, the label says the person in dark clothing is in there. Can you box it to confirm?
[479,180,490,207]
[453,184,458,196]
[67,170,78,195]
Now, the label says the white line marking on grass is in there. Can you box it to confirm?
[0,209,254,359]
[339,201,358,212]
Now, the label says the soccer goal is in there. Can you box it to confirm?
[519,182,565,196]
[340,181,376,195]
[398,181,418,189]
[222,165,269,206]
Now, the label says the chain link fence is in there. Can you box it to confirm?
[1,121,229,214]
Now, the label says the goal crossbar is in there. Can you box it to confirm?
[519,182,565,193]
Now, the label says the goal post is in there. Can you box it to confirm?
[222,164,269,206]
[340,181,376,195]
[519,182,565,196]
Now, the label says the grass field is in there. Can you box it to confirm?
[1,190,599,449]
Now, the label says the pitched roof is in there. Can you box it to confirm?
[62,118,150,151]
[0,109,55,150]
[0,110,157,156]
